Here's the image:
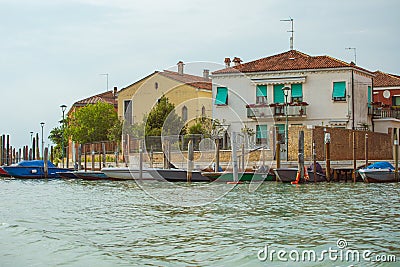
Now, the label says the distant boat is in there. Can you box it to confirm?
[73,170,110,180]
[147,168,211,182]
[358,162,399,183]
[2,160,71,179]
[0,166,11,177]
[101,167,158,180]
[274,168,326,183]
[202,171,275,182]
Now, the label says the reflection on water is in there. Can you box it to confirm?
[0,179,399,266]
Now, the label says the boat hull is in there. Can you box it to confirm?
[101,167,157,180]
[274,168,326,183]
[358,169,398,183]
[0,167,11,177]
[73,171,109,180]
[202,172,275,182]
[2,166,71,179]
[147,169,211,182]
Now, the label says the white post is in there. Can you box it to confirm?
[231,132,238,182]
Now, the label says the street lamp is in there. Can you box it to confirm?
[60,104,67,168]
[282,86,291,160]
[40,122,45,159]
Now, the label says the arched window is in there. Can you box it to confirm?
[182,106,188,122]
[201,106,206,117]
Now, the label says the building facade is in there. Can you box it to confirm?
[371,71,400,134]
[211,50,374,156]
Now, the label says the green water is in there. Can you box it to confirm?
[0,179,399,266]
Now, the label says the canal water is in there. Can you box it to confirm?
[0,179,399,266]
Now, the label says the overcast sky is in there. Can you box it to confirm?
[1,0,399,150]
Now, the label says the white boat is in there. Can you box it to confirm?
[358,162,399,183]
[101,167,158,180]
[358,169,398,183]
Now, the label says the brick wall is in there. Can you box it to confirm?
[288,126,393,161]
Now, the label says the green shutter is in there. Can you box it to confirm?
[291,84,303,98]
[332,82,346,98]
[368,86,372,107]
[273,84,285,103]
[215,87,228,105]
[256,85,267,97]
[256,125,268,139]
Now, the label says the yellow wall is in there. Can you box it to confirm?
[117,72,212,126]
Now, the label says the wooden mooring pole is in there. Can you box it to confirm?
[365,133,369,168]
[394,129,399,182]
[215,138,220,172]
[352,131,357,183]
[187,140,193,183]
[139,140,143,180]
[298,131,305,180]
[276,142,281,169]
[313,140,317,183]
[231,132,239,183]
[325,131,331,182]
[44,147,49,178]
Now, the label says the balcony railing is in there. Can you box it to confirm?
[246,102,308,119]
[369,106,400,119]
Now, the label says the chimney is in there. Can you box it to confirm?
[232,57,242,66]
[224,57,231,68]
[113,86,117,96]
[203,69,210,80]
[177,61,184,75]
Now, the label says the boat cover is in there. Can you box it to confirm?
[16,160,57,168]
[366,161,394,170]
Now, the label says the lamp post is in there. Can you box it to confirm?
[282,86,291,160]
[60,104,67,168]
[40,122,45,159]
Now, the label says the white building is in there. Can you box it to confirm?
[211,50,374,153]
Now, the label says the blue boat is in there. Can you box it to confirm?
[2,160,71,179]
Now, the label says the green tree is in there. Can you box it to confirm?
[145,96,186,136]
[187,117,213,137]
[67,102,120,143]
[48,125,67,163]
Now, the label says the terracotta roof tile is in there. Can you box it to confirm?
[159,70,211,90]
[213,50,373,75]
[373,71,400,87]
[74,91,117,106]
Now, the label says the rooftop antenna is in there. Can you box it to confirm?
[281,17,294,50]
[100,73,109,92]
[345,47,357,64]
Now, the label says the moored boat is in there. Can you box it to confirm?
[201,171,275,182]
[274,168,327,183]
[2,160,71,179]
[358,162,399,183]
[0,166,11,177]
[101,167,157,180]
[57,171,79,179]
[73,171,110,180]
[147,168,211,182]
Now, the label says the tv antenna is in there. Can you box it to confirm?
[345,47,357,64]
[281,17,294,50]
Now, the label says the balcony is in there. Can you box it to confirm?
[369,106,400,119]
[246,102,308,119]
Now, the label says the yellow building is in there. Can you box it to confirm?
[117,61,212,128]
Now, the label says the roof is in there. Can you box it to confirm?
[73,91,117,107]
[373,71,400,87]
[159,70,211,90]
[213,50,374,75]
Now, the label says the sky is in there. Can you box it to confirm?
[0,0,399,150]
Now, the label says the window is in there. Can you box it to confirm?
[273,84,285,103]
[291,84,303,102]
[182,106,188,122]
[256,85,267,104]
[201,106,206,117]
[124,100,133,125]
[215,87,228,105]
[256,125,268,145]
[155,82,159,90]
[393,96,400,106]
[332,81,346,101]
[368,86,372,107]
[275,124,285,144]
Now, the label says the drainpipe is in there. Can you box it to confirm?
[351,69,355,129]
[371,77,375,132]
